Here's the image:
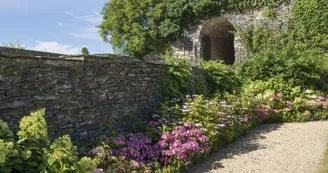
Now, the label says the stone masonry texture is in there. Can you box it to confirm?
[0,51,168,141]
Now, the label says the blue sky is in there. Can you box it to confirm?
[0,0,113,54]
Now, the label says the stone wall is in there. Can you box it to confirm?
[0,52,168,141]
[171,1,294,63]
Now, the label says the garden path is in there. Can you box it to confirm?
[188,120,328,173]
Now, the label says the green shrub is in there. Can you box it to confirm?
[202,60,238,95]
[18,109,49,142]
[181,95,262,150]
[234,47,326,91]
[239,78,303,100]
[0,109,97,173]
[160,56,207,100]
[45,135,79,172]
[0,120,14,142]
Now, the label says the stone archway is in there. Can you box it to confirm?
[200,17,236,65]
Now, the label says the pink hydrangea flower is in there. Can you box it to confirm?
[277,93,284,98]
[273,109,281,113]
[130,160,140,168]
[286,101,293,105]
[284,108,292,112]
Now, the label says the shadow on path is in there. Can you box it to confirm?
[187,123,283,173]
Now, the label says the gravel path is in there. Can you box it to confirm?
[188,121,328,173]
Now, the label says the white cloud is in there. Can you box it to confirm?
[31,40,80,54]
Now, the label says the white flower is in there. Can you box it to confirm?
[218,124,226,127]
[182,105,189,109]
[309,95,318,99]
[305,89,313,94]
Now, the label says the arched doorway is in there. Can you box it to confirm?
[200,17,236,65]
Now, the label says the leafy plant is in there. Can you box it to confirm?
[159,56,207,101]
[0,109,97,173]
[202,60,237,95]
[81,47,89,56]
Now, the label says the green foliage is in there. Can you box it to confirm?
[0,110,97,173]
[181,95,258,150]
[81,47,89,56]
[45,135,79,172]
[236,24,278,55]
[202,60,237,95]
[235,0,328,93]
[261,6,277,19]
[75,157,97,173]
[239,78,302,100]
[291,0,328,37]
[98,0,169,57]
[99,0,288,57]
[18,109,48,141]
[234,46,327,91]
[159,56,207,100]
[153,159,182,173]
[0,140,15,166]
[265,90,328,123]
[0,120,14,142]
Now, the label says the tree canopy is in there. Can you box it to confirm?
[98,0,287,58]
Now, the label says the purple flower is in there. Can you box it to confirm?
[149,121,163,127]
[113,136,126,145]
[104,137,110,143]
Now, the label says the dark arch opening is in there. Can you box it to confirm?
[200,17,236,65]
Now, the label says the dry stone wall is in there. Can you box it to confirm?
[0,52,168,141]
